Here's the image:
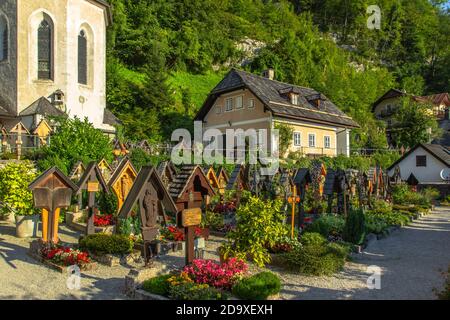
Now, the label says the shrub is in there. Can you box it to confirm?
[0,161,38,217]
[392,184,428,206]
[305,215,345,238]
[36,117,113,174]
[280,242,348,276]
[232,272,281,300]
[343,209,366,245]
[221,196,288,267]
[79,234,133,255]
[169,282,229,300]
[98,192,118,216]
[300,232,327,246]
[365,211,410,228]
[142,274,172,296]
[364,213,389,234]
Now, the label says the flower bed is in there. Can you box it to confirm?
[40,245,95,272]
[94,214,115,227]
[139,258,281,300]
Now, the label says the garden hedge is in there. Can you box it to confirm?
[79,234,133,255]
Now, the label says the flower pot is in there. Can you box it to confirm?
[15,215,39,238]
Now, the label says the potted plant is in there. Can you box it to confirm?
[0,162,39,238]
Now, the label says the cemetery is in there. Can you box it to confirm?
[0,132,448,300]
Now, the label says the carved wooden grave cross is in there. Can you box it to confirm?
[76,161,110,235]
[29,167,78,245]
[118,166,177,265]
[178,207,202,266]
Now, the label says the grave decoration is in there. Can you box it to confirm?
[169,165,216,212]
[391,165,402,185]
[32,119,52,147]
[226,164,249,205]
[202,165,220,191]
[157,161,177,188]
[69,161,86,182]
[406,173,419,191]
[98,158,113,182]
[177,207,202,266]
[279,168,295,200]
[310,161,327,200]
[113,139,130,158]
[117,166,178,264]
[215,166,229,195]
[244,164,261,196]
[293,168,312,228]
[76,161,110,235]
[324,169,350,215]
[28,166,79,245]
[108,157,138,211]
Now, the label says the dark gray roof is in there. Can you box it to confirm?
[0,96,14,117]
[387,143,450,170]
[372,88,406,111]
[168,165,198,198]
[226,164,246,190]
[103,109,121,126]
[196,69,359,128]
[293,168,311,185]
[19,97,66,117]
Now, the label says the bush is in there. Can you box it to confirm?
[365,211,410,228]
[169,282,229,300]
[36,117,113,174]
[221,196,288,267]
[364,213,389,234]
[232,272,281,300]
[98,192,118,216]
[300,232,327,246]
[79,234,133,255]
[305,215,345,238]
[0,161,38,217]
[343,209,366,245]
[280,242,348,276]
[392,184,428,206]
[142,274,172,296]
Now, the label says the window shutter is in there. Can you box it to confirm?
[78,31,87,84]
[38,20,52,80]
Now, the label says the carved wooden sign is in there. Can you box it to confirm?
[87,181,99,192]
[180,208,202,227]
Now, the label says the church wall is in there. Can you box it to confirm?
[15,0,110,130]
[0,0,18,115]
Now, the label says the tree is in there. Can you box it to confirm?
[390,98,442,148]
[36,117,114,174]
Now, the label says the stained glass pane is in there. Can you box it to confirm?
[38,20,51,79]
[78,31,87,84]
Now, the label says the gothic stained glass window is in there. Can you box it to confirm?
[38,20,52,79]
[78,30,87,84]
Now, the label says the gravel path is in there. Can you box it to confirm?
[1,207,449,300]
[274,206,450,300]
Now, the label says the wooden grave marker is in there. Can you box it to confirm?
[29,167,78,245]
[108,157,138,211]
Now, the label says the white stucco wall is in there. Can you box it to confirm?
[387,146,448,183]
[14,0,113,132]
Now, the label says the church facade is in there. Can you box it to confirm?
[0,0,117,145]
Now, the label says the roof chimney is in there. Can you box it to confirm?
[262,68,274,80]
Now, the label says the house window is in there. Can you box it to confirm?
[324,136,331,149]
[291,94,299,105]
[416,155,427,167]
[38,19,52,80]
[308,134,316,147]
[0,15,8,61]
[225,98,233,111]
[235,96,243,109]
[248,98,255,109]
[215,106,221,114]
[293,132,301,146]
[78,30,88,85]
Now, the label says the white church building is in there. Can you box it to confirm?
[0,0,118,146]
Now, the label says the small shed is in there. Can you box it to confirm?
[169,165,216,212]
